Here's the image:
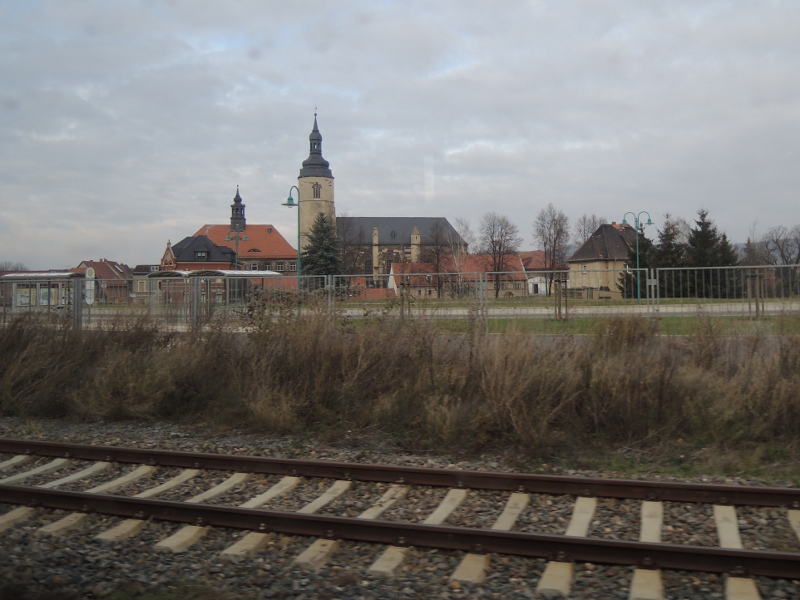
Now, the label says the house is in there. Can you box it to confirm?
[131,264,161,303]
[567,222,636,300]
[388,253,528,299]
[388,262,438,298]
[74,259,133,304]
[518,250,550,295]
[160,235,236,271]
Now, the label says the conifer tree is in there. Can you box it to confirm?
[651,215,687,269]
[301,213,343,278]
[685,209,739,297]
[686,209,739,268]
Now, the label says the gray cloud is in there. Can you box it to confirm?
[1,0,799,269]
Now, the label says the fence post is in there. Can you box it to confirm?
[72,279,83,330]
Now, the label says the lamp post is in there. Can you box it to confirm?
[621,211,653,304]
[282,185,302,304]
[226,186,247,304]
[225,230,247,303]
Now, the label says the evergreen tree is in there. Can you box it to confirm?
[651,216,687,269]
[686,209,738,268]
[685,209,740,298]
[650,215,688,298]
[301,213,343,279]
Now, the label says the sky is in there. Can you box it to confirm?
[2,0,799,270]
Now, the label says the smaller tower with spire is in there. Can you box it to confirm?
[230,186,246,234]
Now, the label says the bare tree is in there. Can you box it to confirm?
[533,203,569,296]
[0,261,28,271]
[573,213,605,245]
[478,212,522,298]
[420,221,450,271]
[337,214,369,275]
[762,225,800,266]
[420,220,451,297]
[444,217,473,298]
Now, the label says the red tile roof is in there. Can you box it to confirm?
[75,259,133,280]
[518,250,547,271]
[193,224,296,260]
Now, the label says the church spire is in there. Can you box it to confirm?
[229,185,246,233]
[299,113,333,178]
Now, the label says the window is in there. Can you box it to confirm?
[289,262,297,272]
[250,262,258,270]
[137,281,146,292]
[312,182,321,199]
[195,251,208,260]
[276,262,284,271]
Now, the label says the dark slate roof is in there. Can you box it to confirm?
[171,235,236,263]
[336,217,465,247]
[568,223,636,262]
[299,115,333,179]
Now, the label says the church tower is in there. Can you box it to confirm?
[298,113,335,251]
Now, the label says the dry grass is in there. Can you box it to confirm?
[1,312,799,462]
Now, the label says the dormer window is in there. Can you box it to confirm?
[195,251,208,261]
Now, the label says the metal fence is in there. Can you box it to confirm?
[2,264,798,330]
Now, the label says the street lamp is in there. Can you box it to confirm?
[282,185,301,296]
[621,211,653,304]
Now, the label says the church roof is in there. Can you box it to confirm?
[336,217,465,247]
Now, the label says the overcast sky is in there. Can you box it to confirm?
[2,0,799,270]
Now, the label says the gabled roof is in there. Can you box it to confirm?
[193,224,297,259]
[75,259,133,280]
[391,262,437,274]
[568,223,636,263]
[337,217,465,246]
[457,254,527,279]
[132,264,160,275]
[518,250,547,271]
[171,235,236,264]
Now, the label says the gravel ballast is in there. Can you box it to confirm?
[1,418,799,599]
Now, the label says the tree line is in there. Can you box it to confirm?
[289,208,800,299]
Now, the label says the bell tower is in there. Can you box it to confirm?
[298,113,335,251]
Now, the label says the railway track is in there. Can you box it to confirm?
[1,438,799,599]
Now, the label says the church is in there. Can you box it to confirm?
[296,115,467,276]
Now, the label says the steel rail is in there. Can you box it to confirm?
[0,484,797,579]
[1,438,799,507]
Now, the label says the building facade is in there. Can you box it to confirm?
[567,222,636,300]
